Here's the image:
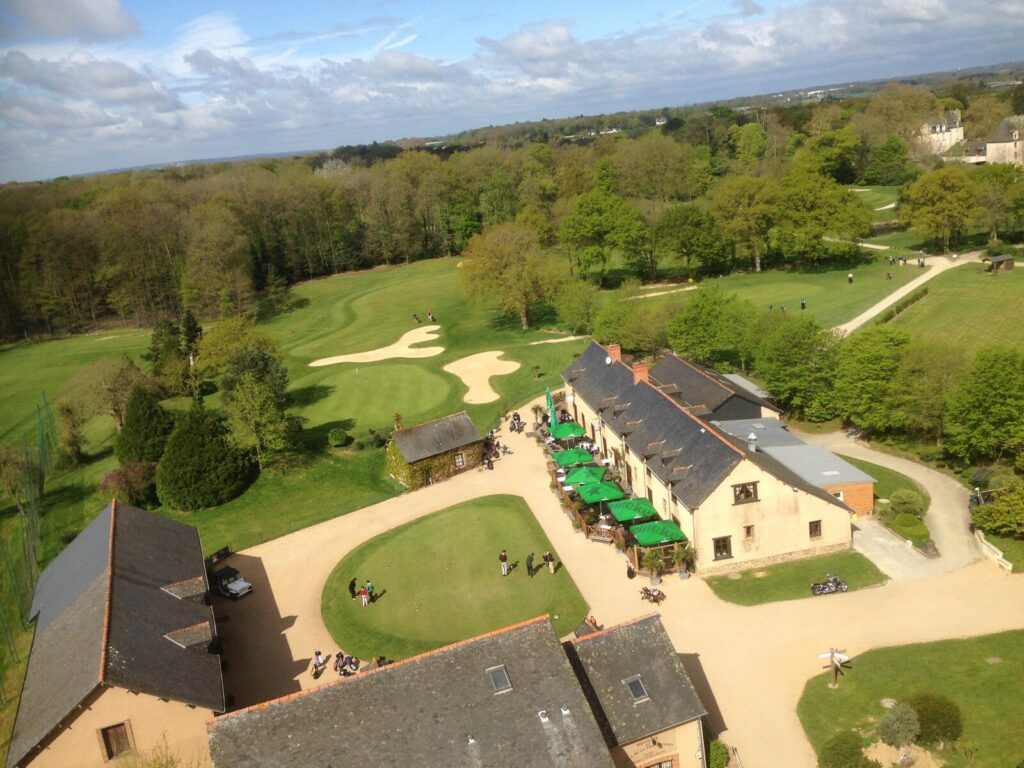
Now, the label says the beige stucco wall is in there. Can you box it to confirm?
[694,460,851,575]
[25,686,213,768]
[611,720,705,768]
[914,125,963,155]
[986,140,1022,165]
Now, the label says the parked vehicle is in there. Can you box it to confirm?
[640,586,666,604]
[212,566,253,599]
[811,574,848,596]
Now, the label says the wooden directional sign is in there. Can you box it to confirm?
[818,648,851,689]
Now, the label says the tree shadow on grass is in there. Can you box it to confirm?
[300,418,357,451]
[289,384,335,409]
[487,302,558,332]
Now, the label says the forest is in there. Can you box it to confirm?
[1,81,1023,342]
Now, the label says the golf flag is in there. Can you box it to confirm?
[546,387,557,426]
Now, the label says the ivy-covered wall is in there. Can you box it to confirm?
[385,440,484,489]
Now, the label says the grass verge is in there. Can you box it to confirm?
[321,495,588,660]
[798,631,1024,768]
[987,534,1024,572]
[704,550,886,606]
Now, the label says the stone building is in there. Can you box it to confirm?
[386,411,484,489]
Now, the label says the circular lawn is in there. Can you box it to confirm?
[321,495,588,660]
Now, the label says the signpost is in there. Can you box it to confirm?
[817,648,851,689]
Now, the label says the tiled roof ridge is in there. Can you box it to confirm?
[394,410,470,434]
[98,498,117,683]
[209,614,551,725]
[568,613,660,645]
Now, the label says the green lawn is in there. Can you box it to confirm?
[887,267,1024,354]
[798,631,1024,768]
[837,455,930,515]
[321,495,588,659]
[987,534,1024,572]
[704,550,886,605]
[848,186,899,222]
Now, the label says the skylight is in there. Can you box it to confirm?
[624,675,649,703]
[487,665,512,693]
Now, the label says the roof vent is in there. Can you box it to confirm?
[747,432,757,453]
[538,710,549,723]
[560,705,571,716]
[467,735,476,745]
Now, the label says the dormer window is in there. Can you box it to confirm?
[623,675,649,703]
[487,665,512,694]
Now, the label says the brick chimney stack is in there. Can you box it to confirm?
[632,362,649,385]
[607,343,622,363]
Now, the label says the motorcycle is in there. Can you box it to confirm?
[811,574,848,596]
[640,586,666,604]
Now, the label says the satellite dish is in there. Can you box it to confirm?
[605,356,612,365]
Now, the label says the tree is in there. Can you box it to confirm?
[0,447,39,517]
[818,730,880,768]
[156,405,252,511]
[655,204,727,277]
[115,386,175,463]
[944,347,1024,463]
[901,168,979,251]
[223,373,292,469]
[555,279,602,333]
[713,175,778,272]
[879,703,920,750]
[56,403,84,466]
[559,186,647,283]
[971,482,1024,537]
[592,284,675,356]
[889,489,925,517]
[890,340,966,443]
[100,461,157,508]
[861,136,915,186]
[666,285,754,369]
[67,356,151,429]
[460,223,562,330]
[908,692,963,745]
[729,122,768,170]
[973,163,1021,243]
[963,95,1012,140]
[753,316,838,420]
[833,327,909,432]
[220,345,289,410]
[774,171,872,264]
[197,316,277,381]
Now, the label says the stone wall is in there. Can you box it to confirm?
[698,540,850,576]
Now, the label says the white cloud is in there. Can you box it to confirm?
[1,0,139,41]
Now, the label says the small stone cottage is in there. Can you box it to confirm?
[386,411,484,489]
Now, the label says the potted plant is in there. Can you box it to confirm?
[640,549,666,586]
[678,547,695,580]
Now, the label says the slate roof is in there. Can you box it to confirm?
[392,411,483,463]
[7,501,224,768]
[712,418,804,447]
[649,355,779,418]
[207,616,615,768]
[984,254,1014,264]
[760,445,875,487]
[564,343,742,509]
[990,115,1024,142]
[566,615,705,747]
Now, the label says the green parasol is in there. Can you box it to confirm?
[607,498,658,524]
[577,481,625,505]
[546,387,557,427]
[565,466,606,486]
[551,448,594,468]
[550,421,585,440]
[629,520,687,547]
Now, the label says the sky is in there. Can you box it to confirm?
[1,0,1023,182]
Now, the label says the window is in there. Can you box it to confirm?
[99,722,134,761]
[831,490,844,501]
[454,453,465,469]
[487,665,512,694]
[623,675,649,703]
[713,536,733,561]
[732,482,759,504]
[744,525,755,540]
[646,488,653,503]
[809,520,822,539]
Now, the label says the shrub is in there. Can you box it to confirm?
[709,738,729,768]
[818,731,878,768]
[908,692,962,744]
[353,428,390,450]
[879,703,919,748]
[327,428,349,448]
[116,386,175,463]
[156,405,252,511]
[101,461,157,508]
[889,489,925,517]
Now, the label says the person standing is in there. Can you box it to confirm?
[348,578,358,601]
[365,579,375,603]
[427,310,435,322]
[544,550,555,574]
[526,553,535,578]
[800,298,806,311]
[359,585,369,607]
[499,550,509,576]
[847,273,853,284]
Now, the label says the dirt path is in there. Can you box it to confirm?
[528,335,588,345]
[216,402,1024,768]
[308,324,443,366]
[833,253,980,335]
[442,351,520,403]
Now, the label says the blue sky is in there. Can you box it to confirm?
[1,0,1022,182]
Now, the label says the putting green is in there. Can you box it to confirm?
[321,495,588,660]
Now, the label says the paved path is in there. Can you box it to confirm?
[215,409,1024,768]
[796,430,982,578]
[833,252,980,335]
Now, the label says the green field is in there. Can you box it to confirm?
[798,631,1024,768]
[849,186,899,223]
[321,496,588,659]
[886,266,1024,354]
[705,550,886,605]
[838,455,930,514]
[988,534,1024,572]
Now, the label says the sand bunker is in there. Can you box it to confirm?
[875,202,897,210]
[528,335,588,346]
[443,351,521,404]
[309,325,444,367]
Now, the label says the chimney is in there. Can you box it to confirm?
[607,343,622,363]
[633,363,649,385]
[747,432,758,453]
